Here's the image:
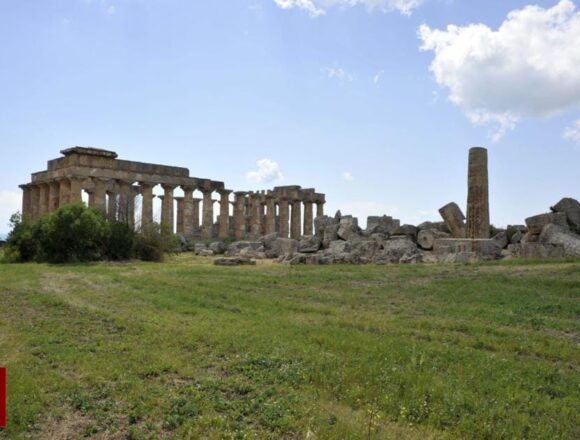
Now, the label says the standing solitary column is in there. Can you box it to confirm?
[161,184,176,232]
[466,147,490,239]
[278,197,290,238]
[182,186,195,237]
[233,192,247,240]
[303,201,314,236]
[290,199,302,239]
[140,182,155,228]
[218,190,232,240]
[201,189,214,239]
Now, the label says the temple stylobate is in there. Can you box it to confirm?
[19,147,326,240]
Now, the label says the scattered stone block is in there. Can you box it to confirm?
[525,212,568,235]
[438,202,466,238]
[539,224,580,257]
[551,197,580,229]
[214,257,256,266]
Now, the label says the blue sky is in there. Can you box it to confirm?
[1,0,579,234]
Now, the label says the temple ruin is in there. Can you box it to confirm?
[19,147,326,240]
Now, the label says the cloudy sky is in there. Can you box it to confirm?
[0,0,579,234]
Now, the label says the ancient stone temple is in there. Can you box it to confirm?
[19,147,325,240]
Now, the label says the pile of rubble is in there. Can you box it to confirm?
[195,197,580,265]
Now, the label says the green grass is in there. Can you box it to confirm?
[0,256,579,439]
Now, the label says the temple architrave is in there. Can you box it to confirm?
[19,147,325,240]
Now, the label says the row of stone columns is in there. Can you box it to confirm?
[20,178,230,239]
[21,178,326,241]
[231,191,325,240]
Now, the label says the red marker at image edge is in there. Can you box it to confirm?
[0,367,6,428]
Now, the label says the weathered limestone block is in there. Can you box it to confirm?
[438,202,466,238]
[539,224,580,257]
[225,241,262,256]
[466,147,490,239]
[324,224,340,242]
[433,238,500,258]
[417,229,450,250]
[417,221,450,234]
[326,240,352,254]
[374,236,417,264]
[214,257,256,266]
[209,241,227,255]
[492,231,509,249]
[298,235,321,253]
[337,224,362,242]
[366,216,400,235]
[550,197,580,229]
[339,216,358,229]
[507,243,565,258]
[392,224,418,241]
[269,238,299,257]
[525,212,568,235]
[351,240,380,258]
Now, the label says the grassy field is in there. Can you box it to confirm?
[0,256,579,439]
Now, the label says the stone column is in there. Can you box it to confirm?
[466,147,490,239]
[175,197,185,235]
[182,186,195,237]
[439,202,466,238]
[303,201,314,236]
[249,195,262,238]
[19,184,32,220]
[218,190,232,240]
[69,177,83,204]
[88,178,107,214]
[291,199,302,239]
[58,179,71,207]
[233,192,247,240]
[161,184,176,232]
[278,197,290,238]
[139,182,155,228]
[192,198,202,235]
[316,201,325,218]
[107,191,117,222]
[48,181,60,213]
[201,189,214,239]
[118,180,135,226]
[265,195,276,234]
[38,183,49,217]
[30,185,41,220]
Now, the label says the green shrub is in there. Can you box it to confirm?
[135,223,178,262]
[3,213,43,262]
[40,203,108,263]
[105,222,135,261]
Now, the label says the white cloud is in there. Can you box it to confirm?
[373,70,384,84]
[419,0,580,141]
[323,67,353,82]
[342,171,354,181]
[563,118,580,144]
[246,159,284,183]
[0,190,21,235]
[274,0,421,17]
